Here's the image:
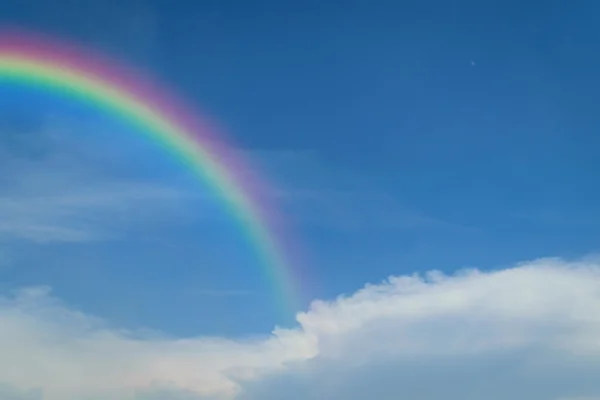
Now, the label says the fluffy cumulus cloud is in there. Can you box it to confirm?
[1,257,600,399]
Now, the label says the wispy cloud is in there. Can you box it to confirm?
[0,222,97,243]
[280,187,475,232]
[0,120,204,243]
[0,181,197,243]
[0,248,11,270]
[247,149,475,233]
[510,207,600,228]
[190,289,256,297]
[2,115,466,243]
[0,257,600,399]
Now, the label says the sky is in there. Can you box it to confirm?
[1,0,600,399]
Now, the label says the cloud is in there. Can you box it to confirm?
[188,289,256,297]
[1,116,463,243]
[0,120,203,243]
[248,150,474,232]
[0,385,40,400]
[510,207,600,228]
[0,182,197,243]
[0,257,600,399]
[0,248,12,269]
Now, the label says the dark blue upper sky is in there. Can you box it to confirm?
[1,0,600,336]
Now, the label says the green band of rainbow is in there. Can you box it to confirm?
[0,31,304,315]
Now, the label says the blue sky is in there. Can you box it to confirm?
[2,1,600,399]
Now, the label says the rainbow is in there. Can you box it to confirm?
[0,31,304,315]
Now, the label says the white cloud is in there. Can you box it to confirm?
[0,257,600,399]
